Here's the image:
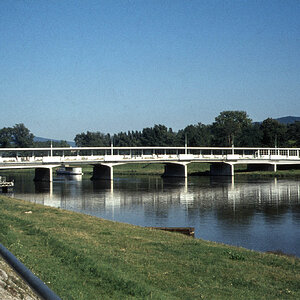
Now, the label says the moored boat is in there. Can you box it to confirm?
[0,176,14,192]
[56,167,83,175]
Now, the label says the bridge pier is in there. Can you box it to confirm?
[34,167,53,182]
[162,163,188,178]
[247,164,277,172]
[210,163,234,176]
[91,164,114,180]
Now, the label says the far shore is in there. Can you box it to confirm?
[1,163,300,179]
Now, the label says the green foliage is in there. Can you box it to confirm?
[178,123,212,146]
[0,127,13,147]
[12,123,35,147]
[141,124,178,146]
[224,250,245,261]
[113,130,142,146]
[238,123,263,147]
[212,111,252,146]
[0,123,34,147]
[287,121,300,147]
[260,118,287,147]
[74,131,111,147]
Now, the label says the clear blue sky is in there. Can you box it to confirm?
[1,0,300,141]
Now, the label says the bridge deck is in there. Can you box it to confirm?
[0,147,300,178]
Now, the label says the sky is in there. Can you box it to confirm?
[1,0,300,141]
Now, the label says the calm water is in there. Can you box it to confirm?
[3,172,300,257]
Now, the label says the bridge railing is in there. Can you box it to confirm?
[0,147,300,163]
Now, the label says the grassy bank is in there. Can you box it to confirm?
[106,163,300,178]
[0,196,299,299]
[235,169,300,178]
[81,163,211,176]
[81,163,213,176]
[113,163,212,176]
[113,163,300,178]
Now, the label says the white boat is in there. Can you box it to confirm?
[0,176,14,192]
[56,167,83,175]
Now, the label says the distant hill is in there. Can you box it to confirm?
[255,116,300,125]
[275,116,300,124]
[34,136,75,147]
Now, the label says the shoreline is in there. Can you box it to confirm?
[0,195,299,299]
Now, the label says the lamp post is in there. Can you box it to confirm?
[185,133,188,155]
[111,137,114,155]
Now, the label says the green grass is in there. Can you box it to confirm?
[82,163,211,176]
[114,163,165,175]
[236,169,300,178]
[0,196,299,299]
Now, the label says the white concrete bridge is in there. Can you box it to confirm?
[0,146,300,181]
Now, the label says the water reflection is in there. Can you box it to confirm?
[3,171,300,257]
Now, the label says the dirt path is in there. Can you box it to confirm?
[0,257,40,300]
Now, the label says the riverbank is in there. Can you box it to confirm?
[0,257,39,300]
[101,163,300,178]
[0,195,299,299]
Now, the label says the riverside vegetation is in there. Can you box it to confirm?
[0,195,299,299]
[1,112,300,149]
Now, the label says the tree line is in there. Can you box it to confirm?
[1,111,300,148]
[74,111,300,148]
[0,123,69,148]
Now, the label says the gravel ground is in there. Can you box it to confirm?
[0,257,40,300]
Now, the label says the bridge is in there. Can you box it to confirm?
[0,146,300,181]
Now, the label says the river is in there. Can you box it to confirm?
[2,172,300,257]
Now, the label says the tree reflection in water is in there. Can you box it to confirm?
[5,172,300,257]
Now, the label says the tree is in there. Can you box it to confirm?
[74,131,110,147]
[113,131,143,147]
[260,118,287,147]
[141,124,177,146]
[179,123,212,146]
[0,127,13,147]
[212,111,252,146]
[287,121,300,147]
[12,123,34,147]
[238,123,262,147]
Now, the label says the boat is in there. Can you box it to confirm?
[56,167,83,175]
[0,176,14,192]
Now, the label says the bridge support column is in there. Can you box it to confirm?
[162,163,187,178]
[247,164,277,172]
[34,167,53,182]
[210,163,234,176]
[91,164,113,180]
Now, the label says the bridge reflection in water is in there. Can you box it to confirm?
[5,172,300,256]
[12,175,300,212]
